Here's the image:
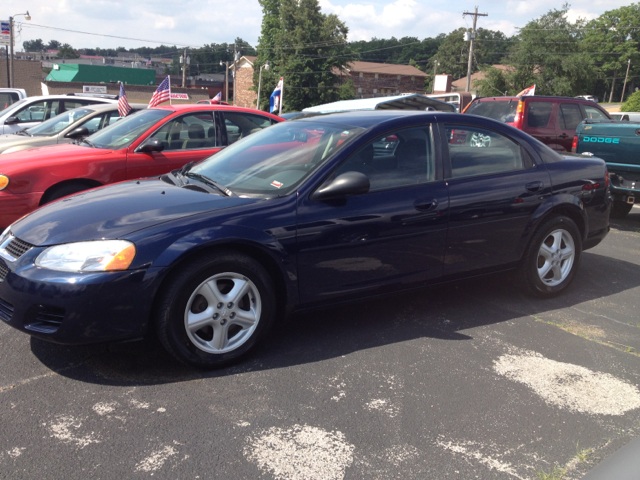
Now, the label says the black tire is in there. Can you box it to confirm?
[41,182,93,205]
[610,200,633,219]
[155,250,276,368]
[518,215,582,298]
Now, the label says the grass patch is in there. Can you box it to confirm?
[535,465,566,480]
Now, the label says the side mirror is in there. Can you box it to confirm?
[5,116,19,125]
[65,126,89,138]
[311,172,370,201]
[137,137,165,153]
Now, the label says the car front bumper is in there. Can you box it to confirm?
[0,246,163,344]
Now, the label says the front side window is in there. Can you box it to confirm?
[445,124,524,178]
[14,100,61,123]
[150,112,216,150]
[526,102,553,128]
[87,109,171,149]
[583,105,608,121]
[26,108,93,136]
[559,103,584,130]
[334,126,435,191]
[190,121,365,196]
[223,112,274,145]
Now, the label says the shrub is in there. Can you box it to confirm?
[621,90,640,112]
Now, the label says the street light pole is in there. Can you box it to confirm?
[9,12,31,89]
[256,61,269,110]
[220,61,229,102]
[432,60,439,93]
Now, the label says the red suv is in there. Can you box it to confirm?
[463,96,611,151]
[0,104,282,228]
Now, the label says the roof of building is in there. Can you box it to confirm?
[346,61,428,77]
[451,65,513,91]
[46,63,156,86]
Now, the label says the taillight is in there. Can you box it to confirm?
[582,183,600,191]
[571,135,578,153]
[605,169,610,188]
[513,101,524,130]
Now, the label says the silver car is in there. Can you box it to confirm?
[0,103,146,155]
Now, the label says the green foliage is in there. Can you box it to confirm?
[474,67,517,97]
[621,90,640,111]
[253,0,355,112]
[23,38,45,52]
[56,44,79,59]
[47,40,61,50]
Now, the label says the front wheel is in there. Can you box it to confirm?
[155,251,276,368]
[518,216,582,298]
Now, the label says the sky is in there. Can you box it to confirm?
[3,0,637,52]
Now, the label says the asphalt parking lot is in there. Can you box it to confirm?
[1,206,640,480]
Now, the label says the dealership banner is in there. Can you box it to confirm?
[83,86,108,94]
[170,93,189,100]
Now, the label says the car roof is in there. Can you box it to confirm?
[295,110,438,129]
[16,95,116,102]
[474,95,593,102]
[152,104,282,120]
[81,102,148,112]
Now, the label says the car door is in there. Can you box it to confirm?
[556,102,584,151]
[126,111,223,179]
[296,124,449,304]
[523,100,557,148]
[442,121,551,276]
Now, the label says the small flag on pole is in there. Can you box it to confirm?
[270,77,283,114]
[149,76,171,107]
[146,58,152,66]
[118,83,132,117]
[212,92,222,102]
[517,84,536,97]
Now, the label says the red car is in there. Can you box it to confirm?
[0,105,282,228]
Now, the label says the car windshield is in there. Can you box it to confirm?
[26,108,94,136]
[87,109,171,149]
[466,100,518,123]
[190,120,365,196]
[0,98,29,121]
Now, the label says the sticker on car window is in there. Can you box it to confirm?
[270,180,283,188]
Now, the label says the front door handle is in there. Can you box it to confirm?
[525,181,543,193]
[414,198,438,211]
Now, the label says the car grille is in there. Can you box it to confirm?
[0,297,14,322]
[5,237,33,259]
[0,261,8,283]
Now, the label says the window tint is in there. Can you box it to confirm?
[465,100,518,123]
[559,104,583,130]
[526,102,553,128]
[88,109,171,150]
[335,126,435,191]
[14,100,61,123]
[150,112,216,151]
[0,93,20,111]
[584,105,608,121]
[445,124,524,178]
[26,108,93,136]
[224,112,274,145]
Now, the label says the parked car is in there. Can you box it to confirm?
[463,96,612,151]
[0,94,117,134]
[573,118,639,217]
[0,104,282,228]
[0,111,610,368]
[0,88,27,111]
[0,103,147,155]
[610,112,640,122]
[197,100,230,105]
[575,95,599,103]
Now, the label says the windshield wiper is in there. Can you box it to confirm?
[185,172,234,197]
[14,130,30,136]
[179,161,196,176]
[81,138,96,148]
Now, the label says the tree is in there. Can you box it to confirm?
[56,44,79,59]
[474,67,517,97]
[583,3,640,102]
[46,40,61,50]
[253,0,354,112]
[23,39,45,52]
[621,90,640,112]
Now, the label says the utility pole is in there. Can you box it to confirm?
[181,47,188,88]
[232,44,238,105]
[8,16,14,88]
[432,60,439,93]
[463,6,488,93]
[621,58,632,103]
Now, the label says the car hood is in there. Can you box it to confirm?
[0,143,114,171]
[11,178,260,246]
[0,134,55,153]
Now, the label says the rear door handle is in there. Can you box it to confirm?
[525,181,543,193]
[558,133,569,139]
[414,198,438,211]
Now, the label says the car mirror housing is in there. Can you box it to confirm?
[65,126,90,139]
[136,137,165,153]
[311,171,370,201]
[5,116,19,125]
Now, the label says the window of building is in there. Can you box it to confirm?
[373,89,377,94]
[397,75,401,83]
[359,72,363,80]
[375,73,379,82]
[411,76,415,84]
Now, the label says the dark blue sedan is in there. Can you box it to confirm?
[0,111,610,368]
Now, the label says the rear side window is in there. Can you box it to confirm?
[465,101,517,123]
[445,124,524,178]
[527,102,553,128]
[0,93,20,111]
[584,105,608,121]
[559,104,583,130]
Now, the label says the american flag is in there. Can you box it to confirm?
[117,83,132,117]
[146,58,152,66]
[212,92,222,102]
[149,76,171,107]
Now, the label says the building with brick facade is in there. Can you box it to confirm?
[343,61,428,98]
[229,56,258,109]
[0,59,44,95]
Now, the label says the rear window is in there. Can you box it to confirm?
[0,93,21,111]
[527,102,553,128]
[465,100,517,123]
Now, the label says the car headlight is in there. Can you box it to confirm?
[0,175,9,191]
[36,240,136,272]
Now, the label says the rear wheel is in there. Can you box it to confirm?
[610,200,633,219]
[155,251,276,368]
[519,216,582,297]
